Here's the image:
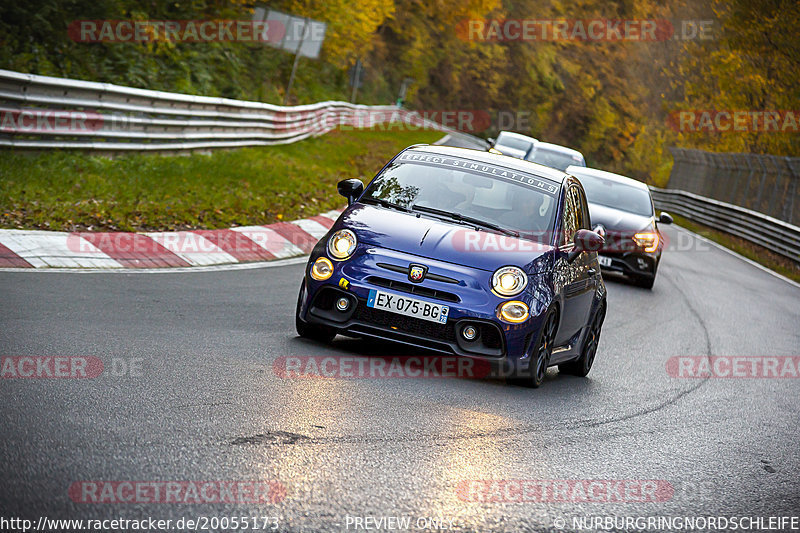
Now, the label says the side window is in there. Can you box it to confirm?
[560,187,579,246]
[570,188,584,237]
[574,187,590,230]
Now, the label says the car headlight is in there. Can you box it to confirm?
[498,301,529,323]
[633,231,659,253]
[327,229,357,260]
[310,257,334,281]
[492,266,528,297]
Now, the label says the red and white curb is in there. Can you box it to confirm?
[0,210,342,269]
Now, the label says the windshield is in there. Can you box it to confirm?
[495,134,533,153]
[361,155,558,240]
[573,173,654,217]
[528,148,583,171]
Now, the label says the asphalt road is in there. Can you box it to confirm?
[1,223,799,533]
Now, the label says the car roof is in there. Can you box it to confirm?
[496,131,538,143]
[534,141,585,159]
[494,131,585,162]
[408,144,569,185]
[566,165,649,190]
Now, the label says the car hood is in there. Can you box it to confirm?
[588,202,654,233]
[338,204,552,272]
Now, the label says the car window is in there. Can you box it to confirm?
[362,159,558,241]
[560,187,580,246]
[572,172,653,216]
[528,149,579,172]
[575,186,591,229]
[495,133,533,153]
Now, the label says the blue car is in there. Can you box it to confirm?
[295,145,607,387]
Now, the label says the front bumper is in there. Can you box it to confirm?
[598,250,660,279]
[298,247,549,363]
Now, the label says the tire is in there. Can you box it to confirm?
[512,309,558,388]
[633,274,655,289]
[560,303,605,377]
[295,281,336,343]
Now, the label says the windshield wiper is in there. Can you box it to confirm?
[360,197,410,212]
[411,204,520,237]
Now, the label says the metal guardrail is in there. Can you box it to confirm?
[651,187,800,263]
[0,69,448,152]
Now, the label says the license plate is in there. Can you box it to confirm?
[366,289,449,324]
[598,255,612,267]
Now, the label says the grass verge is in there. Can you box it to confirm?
[0,128,443,232]
[672,214,800,283]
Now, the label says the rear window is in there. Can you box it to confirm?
[528,148,583,172]
[495,134,532,153]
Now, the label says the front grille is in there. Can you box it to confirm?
[353,304,457,342]
[376,263,459,284]
[366,276,460,303]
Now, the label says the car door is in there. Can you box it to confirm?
[555,185,596,345]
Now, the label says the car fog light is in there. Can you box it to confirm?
[462,325,478,341]
[310,257,334,281]
[336,297,350,311]
[498,301,529,323]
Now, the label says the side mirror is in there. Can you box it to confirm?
[568,229,604,262]
[659,212,673,225]
[337,178,364,206]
